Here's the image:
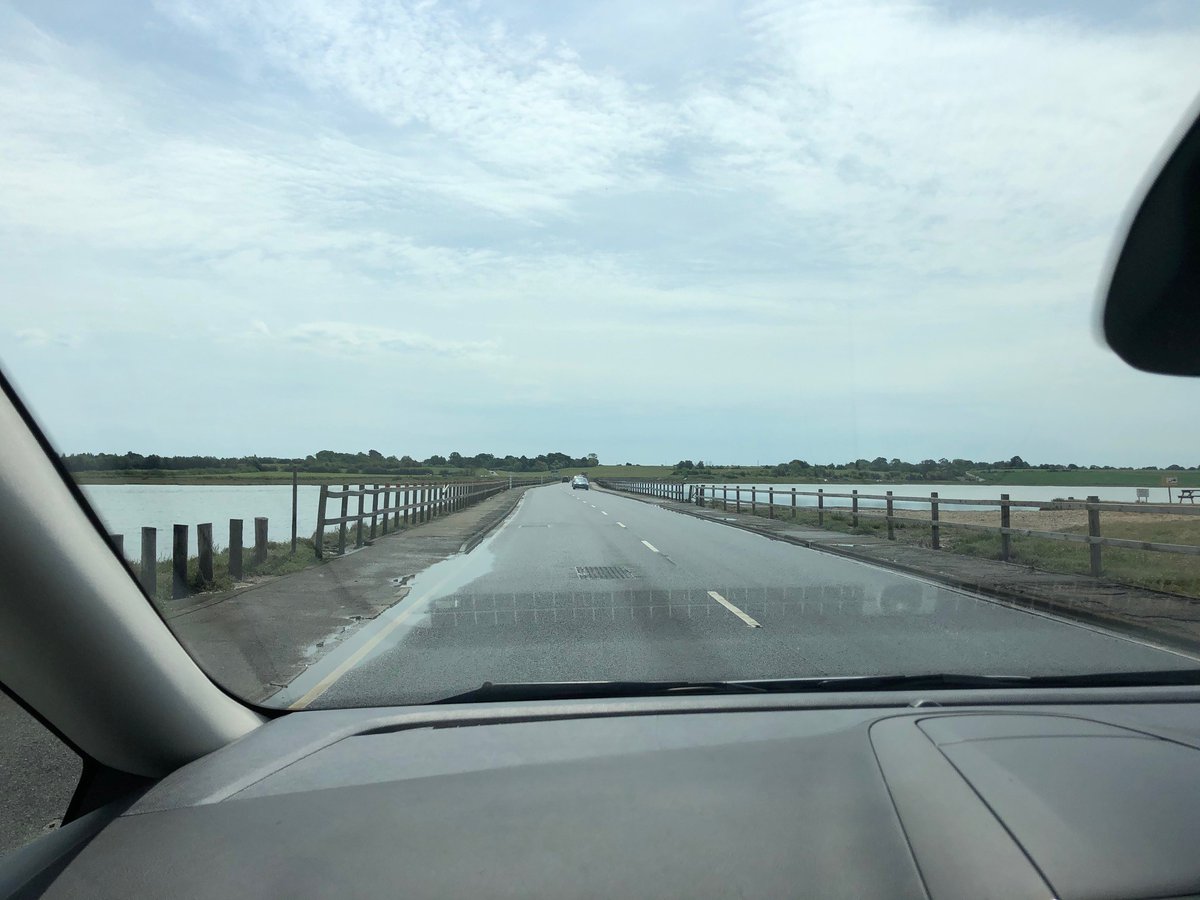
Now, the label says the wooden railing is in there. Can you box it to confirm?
[314,477,543,558]
[599,481,1200,577]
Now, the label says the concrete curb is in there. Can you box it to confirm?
[595,486,1200,658]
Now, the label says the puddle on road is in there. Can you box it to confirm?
[274,496,523,704]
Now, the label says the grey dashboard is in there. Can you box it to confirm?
[8,690,1200,899]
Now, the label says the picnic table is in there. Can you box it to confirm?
[1179,488,1199,503]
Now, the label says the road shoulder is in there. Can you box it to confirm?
[162,485,541,703]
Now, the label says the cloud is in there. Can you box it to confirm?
[272,321,502,362]
[2,1,1200,462]
[13,328,79,349]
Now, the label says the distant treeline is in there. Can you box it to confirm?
[674,455,1198,481]
[61,449,600,476]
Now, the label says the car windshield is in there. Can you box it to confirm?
[4,0,1200,710]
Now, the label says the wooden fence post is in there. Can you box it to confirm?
[723,485,728,511]
[229,519,243,578]
[172,524,188,600]
[886,491,894,540]
[197,522,213,586]
[1000,493,1011,562]
[140,527,157,596]
[751,487,757,516]
[291,469,298,554]
[338,484,349,555]
[852,490,859,528]
[930,492,940,550]
[381,485,389,536]
[393,485,401,529]
[356,484,365,548]
[109,534,124,558]
[768,487,775,519]
[403,487,410,526]
[370,484,378,540]
[818,489,824,526]
[791,488,797,518]
[736,486,741,513]
[1088,495,1103,576]
[254,517,268,566]
[314,485,327,559]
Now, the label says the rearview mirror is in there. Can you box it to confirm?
[1103,108,1200,375]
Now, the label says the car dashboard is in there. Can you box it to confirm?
[7,688,1200,899]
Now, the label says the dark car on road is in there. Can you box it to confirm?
[571,475,589,490]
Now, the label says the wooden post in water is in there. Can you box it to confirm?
[314,485,327,559]
[886,492,894,540]
[197,523,213,586]
[140,527,157,597]
[930,492,940,550]
[229,519,243,579]
[1000,493,1012,562]
[818,489,824,526]
[254,517,268,566]
[1087,495,1103,576]
[291,470,298,555]
[338,484,349,555]
[852,490,859,528]
[172,524,188,600]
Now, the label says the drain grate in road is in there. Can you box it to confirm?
[575,566,638,580]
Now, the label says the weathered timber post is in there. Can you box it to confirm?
[172,524,188,600]
[229,519,244,578]
[197,522,213,585]
[140,527,157,596]
[254,517,268,566]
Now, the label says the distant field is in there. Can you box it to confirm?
[978,468,1200,487]
[70,464,1200,489]
[581,465,678,479]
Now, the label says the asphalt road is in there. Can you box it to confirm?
[294,484,1191,708]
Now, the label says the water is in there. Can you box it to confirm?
[78,481,1181,561]
[80,484,324,559]
[694,483,1177,511]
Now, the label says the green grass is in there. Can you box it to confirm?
[138,536,324,604]
[703,500,1200,599]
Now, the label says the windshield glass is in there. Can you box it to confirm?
[4,0,1200,709]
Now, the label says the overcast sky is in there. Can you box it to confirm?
[2,0,1200,466]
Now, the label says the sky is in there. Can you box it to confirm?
[2,0,1200,466]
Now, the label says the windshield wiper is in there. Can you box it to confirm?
[433,668,1200,704]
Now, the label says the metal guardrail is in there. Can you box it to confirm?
[598,480,1200,577]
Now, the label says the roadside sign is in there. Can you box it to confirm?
[1165,476,1179,485]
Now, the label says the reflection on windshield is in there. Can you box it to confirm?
[3,1,1200,706]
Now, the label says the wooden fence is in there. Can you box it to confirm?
[598,480,1200,577]
[108,516,274,600]
[313,479,518,559]
[106,475,545,599]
